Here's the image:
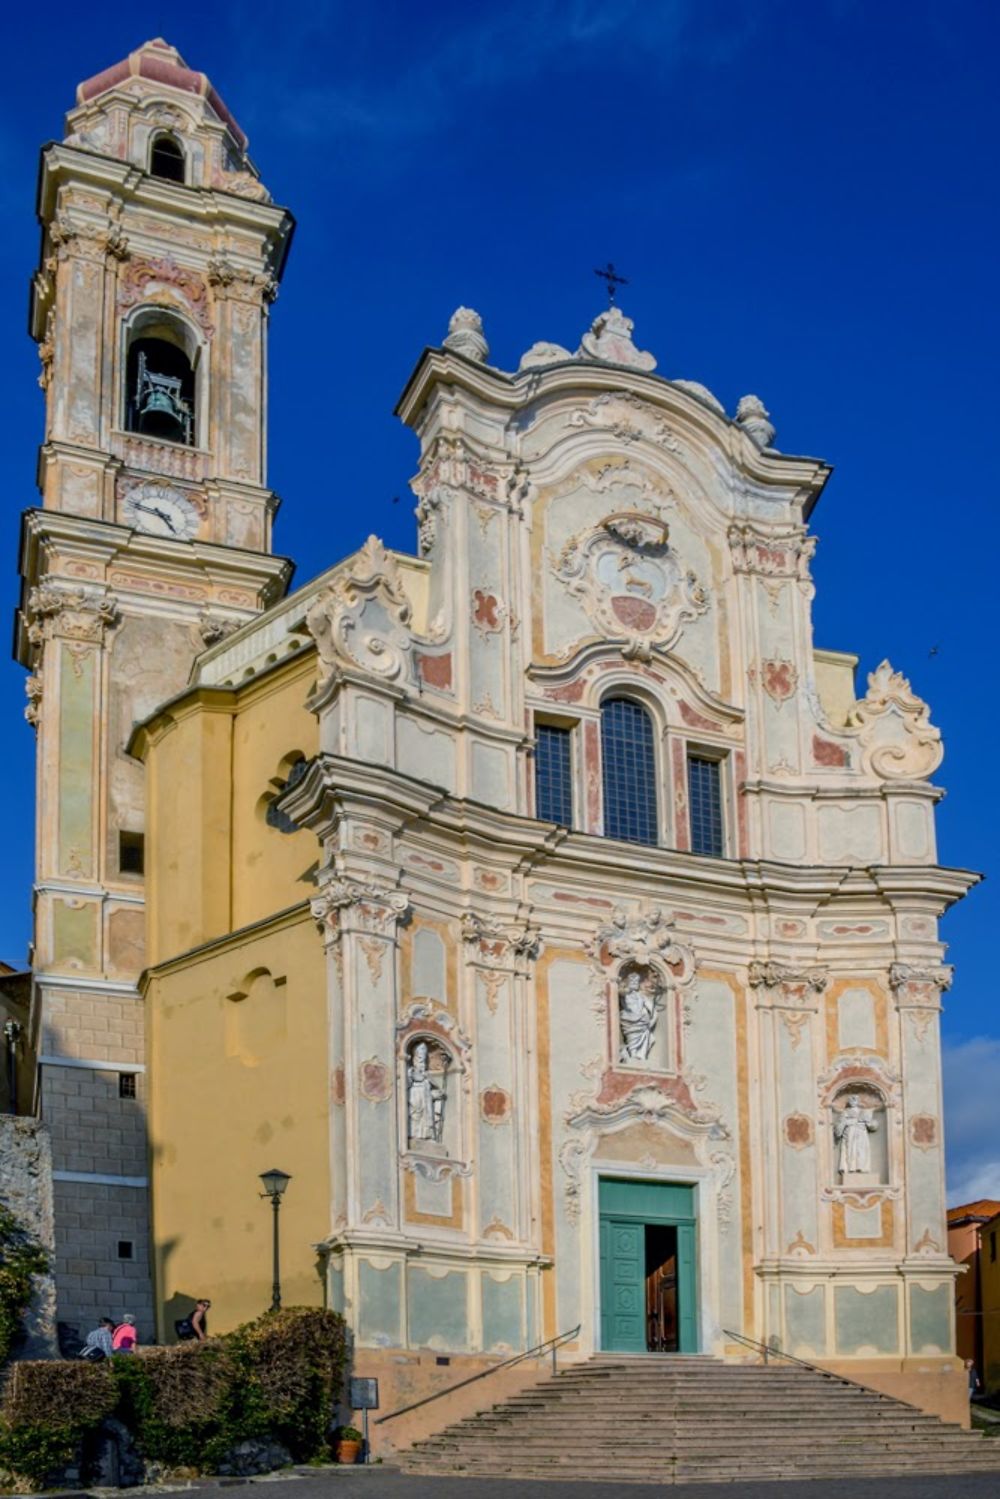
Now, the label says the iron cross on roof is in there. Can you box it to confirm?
[594,261,628,305]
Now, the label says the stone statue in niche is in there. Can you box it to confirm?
[617,967,664,1065]
[407,1040,446,1147]
[834,1093,879,1177]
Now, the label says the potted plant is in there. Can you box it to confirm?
[336,1426,363,1465]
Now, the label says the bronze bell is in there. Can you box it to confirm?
[134,353,192,444]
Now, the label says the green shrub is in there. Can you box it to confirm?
[0,1359,116,1487]
[0,1201,49,1366]
[0,1306,348,1488]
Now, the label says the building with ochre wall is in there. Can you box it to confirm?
[20,41,979,1424]
[947,1200,1000,1381]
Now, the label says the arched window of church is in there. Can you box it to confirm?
[124,315,197,447]
[149,133,186,184]
[601,696,658,846]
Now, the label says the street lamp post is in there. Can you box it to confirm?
[259,1169,292,1311]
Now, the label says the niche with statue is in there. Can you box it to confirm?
[615,962,672,1073]
[831,1086,889,1187]
[405,1036,453,1157]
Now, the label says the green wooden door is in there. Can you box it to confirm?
[599,1216,646,1351]
[598,1178,699,1353]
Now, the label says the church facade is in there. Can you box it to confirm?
[18,41,976,1421]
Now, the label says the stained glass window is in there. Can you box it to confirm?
[601,697,658,846]
[535,723,573,827]
[688,755,724,857]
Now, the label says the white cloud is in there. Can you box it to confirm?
[943,1035,1000,1206]
[221,0,757,157]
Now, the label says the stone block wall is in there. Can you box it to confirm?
[0,1116,57,1356]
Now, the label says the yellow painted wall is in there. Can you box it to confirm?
[230,661,319,932]
[981,1213,1000,1390]
[139,654,318,966]
[145,907,329,1338]
[137,650,326,1337]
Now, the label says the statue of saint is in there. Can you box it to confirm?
[407,1040,445,1145]
[618,968,662,1065]
[834,1093,879,1176]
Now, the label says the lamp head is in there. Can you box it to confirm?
[259,1168,292,1199]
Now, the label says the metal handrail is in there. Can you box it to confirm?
[374,1323,581,1426]
[722,1328,907,1402]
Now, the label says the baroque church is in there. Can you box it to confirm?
[15,38,976,1422]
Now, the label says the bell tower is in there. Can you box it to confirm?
[15,39,294,1335]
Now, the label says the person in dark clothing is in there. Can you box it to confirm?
[175,1297,211,1342]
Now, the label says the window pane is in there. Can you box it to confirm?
[601,698,658,846]
[688,755,724,857]
[535,724,573,826]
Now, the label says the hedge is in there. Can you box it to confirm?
[0,1306,348,1489]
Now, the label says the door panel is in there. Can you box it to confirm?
[676,1221,698,1352]
[600,1218,645,1351]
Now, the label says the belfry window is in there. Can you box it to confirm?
[601,697,658,846]
[125,323,197,446]
[149,133,186,184]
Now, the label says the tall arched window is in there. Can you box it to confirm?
[124,312,198,446]
[601,697,658,846]
[149,133,186,184]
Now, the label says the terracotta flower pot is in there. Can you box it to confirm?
[337,1439,362,1465]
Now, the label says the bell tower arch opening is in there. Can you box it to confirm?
[123,310,200,447]
[148,132,186,183]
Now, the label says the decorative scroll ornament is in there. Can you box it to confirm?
[589,906,696,986]
[306,535,413,684]
[576,306,656,372]
[310,873,410,945]
[728,523,816,583]
[559,1084,727,1223]
[845,661,943,780]
[552,511,708,649]
[116,255,215,336]
[461,913,542,967]
[748,962,828,1001]
[25,587,120,655]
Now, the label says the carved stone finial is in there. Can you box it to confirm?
[736,394,776,450]
[576,307,656,372]
[444,307,489,363]
[846,661,943,780]
[518,340,573,370]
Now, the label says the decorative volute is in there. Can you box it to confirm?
[846,660,943,780]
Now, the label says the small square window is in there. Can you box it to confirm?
[119,1073,137,1100]
[119,831,145,875]
[117,1240,134,1260]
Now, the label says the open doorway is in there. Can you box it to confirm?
[646,1224,678,1351]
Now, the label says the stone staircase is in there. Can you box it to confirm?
[400,1354,1000,1483]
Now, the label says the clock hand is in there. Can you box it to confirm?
[151,505,178,532]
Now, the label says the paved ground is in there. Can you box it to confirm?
[176,1465,1000,1499]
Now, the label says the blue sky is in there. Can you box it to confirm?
[2,1,997,1198]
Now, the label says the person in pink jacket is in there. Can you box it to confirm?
[112,1315,138,1353]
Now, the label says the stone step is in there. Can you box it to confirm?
[397,1353,996,1481]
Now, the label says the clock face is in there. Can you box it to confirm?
[122,483,199,540]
